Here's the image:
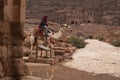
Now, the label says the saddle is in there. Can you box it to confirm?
[34,26,44,36]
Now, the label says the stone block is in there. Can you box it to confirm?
[28,54,36,62]
[0,62,4,78]
[13,58,28,76]
[0,77,12,80]
[0,31,11,45]
[1,58,28,77]
[10,22,24,39]
[0,46,8,59]
[54,50,65,56]
[0,58,13,76]
[11,46,23,58]
[65,43,73,47]
[63,53,72,59]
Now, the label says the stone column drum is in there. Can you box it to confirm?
[0,0,27,80]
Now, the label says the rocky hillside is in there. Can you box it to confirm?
[26,0,120,26]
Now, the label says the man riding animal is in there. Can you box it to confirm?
[39,16,50,38]
[29,16,51,55]
[34,16,51,41]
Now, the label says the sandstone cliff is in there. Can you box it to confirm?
[26,0,120,26]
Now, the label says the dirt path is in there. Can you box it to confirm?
[64,39,120,77]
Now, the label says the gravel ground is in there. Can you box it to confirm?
[64,39,120,77]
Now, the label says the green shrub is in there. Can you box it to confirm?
[67,36,86,48]
[87,35,93,39]
[96,35,104,41]
[111,39,120,47]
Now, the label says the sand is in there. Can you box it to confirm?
[64,39,120,77]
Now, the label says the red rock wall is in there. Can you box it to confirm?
[26,0,120,26]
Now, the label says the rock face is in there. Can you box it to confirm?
[26,0,120,26]
[0,0,27,80]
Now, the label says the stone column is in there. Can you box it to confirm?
[0,0,27,80]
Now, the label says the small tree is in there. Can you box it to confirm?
[111,39,120,47]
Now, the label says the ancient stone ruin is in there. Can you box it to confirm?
[26,0,120,26]
[0,0,27,80]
